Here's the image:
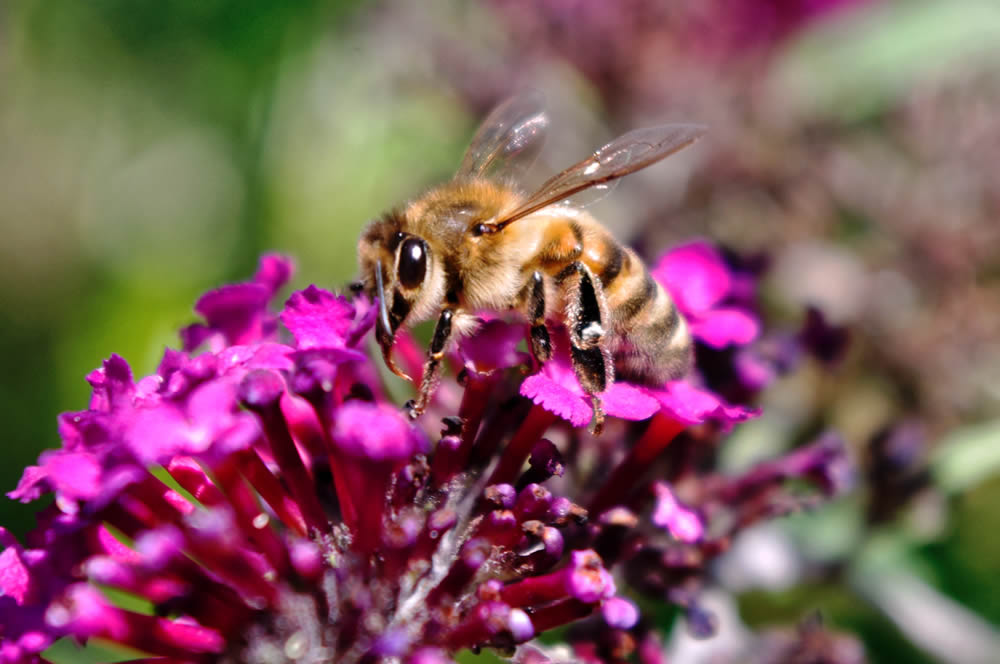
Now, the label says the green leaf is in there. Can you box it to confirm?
[456,648,507,664]
[44,637,148,664]
[770,1,1000,122]
[931,419,1000,494]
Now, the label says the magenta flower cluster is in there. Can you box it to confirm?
[1,242,851,664]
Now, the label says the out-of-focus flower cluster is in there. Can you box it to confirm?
[472,0,996,435]
[1,243,855,663]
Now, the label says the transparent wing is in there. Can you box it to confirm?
[456,91,550,182]
[491,123,707,230]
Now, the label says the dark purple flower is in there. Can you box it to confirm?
[281,284,375,351]
[733,332,803,392]
[864,419,930,525]
[0,528,53,662]
[799,305,851,367]
[704,307,849,403]
[181,253,294,351]
[2,243,853,663]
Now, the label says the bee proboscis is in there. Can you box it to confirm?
[357,93,705,433]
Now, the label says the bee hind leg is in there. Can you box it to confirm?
[560,262,614,435]
[404,308,454,420]
[526,271,553,365]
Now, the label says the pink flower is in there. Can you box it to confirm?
[651,481,704,543]
[653,241,760,349]
[644,379,759,431]
[181,254,294,351]
[520,332,660,428]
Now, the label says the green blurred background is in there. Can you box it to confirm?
[2,1,999,662]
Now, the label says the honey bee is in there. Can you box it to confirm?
[356,93,705,433]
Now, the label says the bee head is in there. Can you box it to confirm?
[357,213,443,380]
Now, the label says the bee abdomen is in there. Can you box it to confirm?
[541,216,693,385]
[601,244,692,386]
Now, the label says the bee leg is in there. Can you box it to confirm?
[527,271,552,365]
[561,262,614,435]
[590,395,605,436]
[404,308,454,420]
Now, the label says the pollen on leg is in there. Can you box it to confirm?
[580,322,605,345]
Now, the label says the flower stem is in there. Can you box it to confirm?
[247,399,329,533]
[523,598,592,632]
[236,448,309,537]
[298,388,359,530]
[454,373,496,466]
[589,415,685,514]
[486,405,558,488]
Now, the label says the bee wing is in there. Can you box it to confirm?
[456,91,550,182]
[491,123,707,230]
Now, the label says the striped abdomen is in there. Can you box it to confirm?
[534,213,693,385]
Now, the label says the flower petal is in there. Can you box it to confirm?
[331,401,428,460]
[0,534,31,603]
[459,320,530,375]
[36,451,103,502]
[647,380,759,428]
[602,597,639,629]
[86,355,135,412]
[251,253,294,295]
[690,307,760,348]
[520,373,592,428]
[191,283,271,348]
[601,382,660,421]
[652,481,703,542]
[281,286,356,350]
[7,466,49,504]
[653,241,731,315]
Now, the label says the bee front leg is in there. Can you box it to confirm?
[527,270,553,365]
[560,262,614,435]
[404,308,454,420]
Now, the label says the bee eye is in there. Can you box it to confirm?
[398,237,427,289]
